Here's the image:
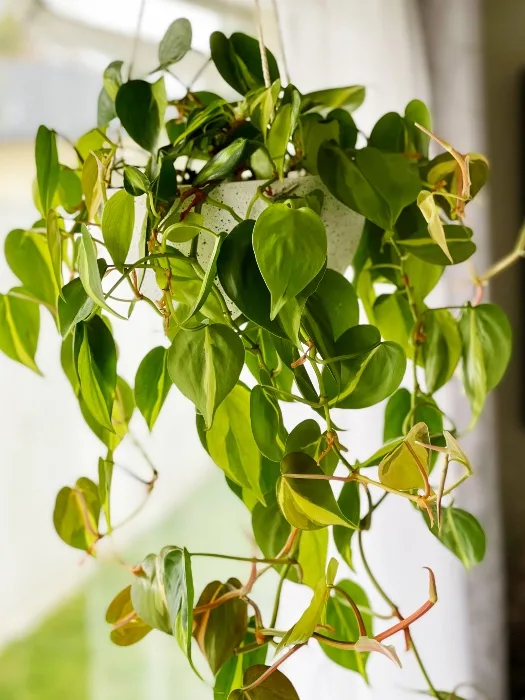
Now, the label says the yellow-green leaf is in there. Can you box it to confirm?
[378,422,430,491]
[417,191,452,262]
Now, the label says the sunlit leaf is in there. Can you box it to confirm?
[378,422,430,491]
[53,477,100,552]
[0,292,40,373]
[102,190,135,271]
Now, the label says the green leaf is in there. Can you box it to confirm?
[35,125,59,214]
[424,152,489,218]
[299,113,340,175]
[57,165,83,213]
[78,225,125,319]
[46,209,63,293]
[164,212,205,243]
[306,268,359,342]
[210,31,279,96]
[325,329,406,409]
[253,204,327,318]
[53,478,100,552]
[194,138,250,186]
[194,578,248,675]
[131,551,172,635]
[302,85,365,113]
[58,277,96,338]
[163,546,196,669]
[103,60,123,100]
[135,346,172,430]
[284,420,338,476]
[0,292,40,373]
[403,256,443,313]
[459,304,512,423]
[417,191,452,262]
[405,99,431,157]
[278,452,352,530]
[250,385,288,462]
[167,324,244,429]
[102,190,135,271]
[243,324,294,396]
[373,292,413,357]
[106,585,152,647]
[84,375,134,451]
[333,481,360,569]
[217,221,312,344]
[397,224,476,266]
[115,80,160,152]
[97,88,116,128]
[422,310,462,393]
[267,90,301,178]
[249,79,280,138]
[368,112,406,153]
[98,453,113,531]
[74,316,117,432]
[158,18,192,67]
[229,666,299,700]
[428,507,486,569]
[5,228,58,309]
[384,388,412,442]
[179,233,228,324]
[206,384,264,502]
[378,422,430,491]
[277,558,338,652]
[320,580,371,678]
[318,142,420,229]
[123,165,150,196]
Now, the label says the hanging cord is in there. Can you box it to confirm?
[254,0,271,88]
[271,0,291,86]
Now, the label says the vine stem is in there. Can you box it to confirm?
[189,552,296,566]
[241,644,304,692]
[358,530,439,698]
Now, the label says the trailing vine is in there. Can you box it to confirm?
[0,16,517,700]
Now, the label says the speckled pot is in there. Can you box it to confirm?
[136,176,364,313]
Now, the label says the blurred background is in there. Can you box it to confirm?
[0,0,524,698]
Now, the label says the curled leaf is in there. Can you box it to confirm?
[354,637,401,667]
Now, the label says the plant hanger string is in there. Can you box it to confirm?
[254,0,271,88]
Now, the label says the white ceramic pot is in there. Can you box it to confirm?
[134,175,364,311]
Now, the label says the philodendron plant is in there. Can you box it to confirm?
[1,16,518,699]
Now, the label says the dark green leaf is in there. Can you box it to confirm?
[167,324,244,429]
[123,166,150,196]
[206,384,264,502]
[404,99,431,157]
[320,580,371,678]
[53,477,100,552]
[299,113,340,175]
[302,86,365,112]
[368,112,406,153]
[253,203,326,318]
[422,309,462,393]
[306,268,359,342]
[397,224,476,266]
[35,125,59,214]
[159,18,192,67]
[74,316,117,432]
[116,80,160,152]
[327,108,358,149]
[0,292,40,373]
[210,31,279,96]
[318,143,420,229]
[194,578,247,675]
[383,388,411,442]
[229,666,299,699]
[250,385,288,462]
[135,346,172,430]
[243,324,294,395]
[278,453,352,530]
[194,138,249,185]
[164,546,196,669]
[373,292,413,357]
[285,419,338,476]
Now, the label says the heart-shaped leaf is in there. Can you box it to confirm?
[253,204,327,319]
[250,385,288,462]
[102,190,135,271]
[116,80,160,152]
[167,324,244,429]
[106,585,152,647]
[135,346,172,431]
[229,666,299,699]
[0,291,40,373]
[158,18,192,67]
[378,422,430,491]
[53,477,100,552]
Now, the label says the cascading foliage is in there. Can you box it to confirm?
[1,16,515,700]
